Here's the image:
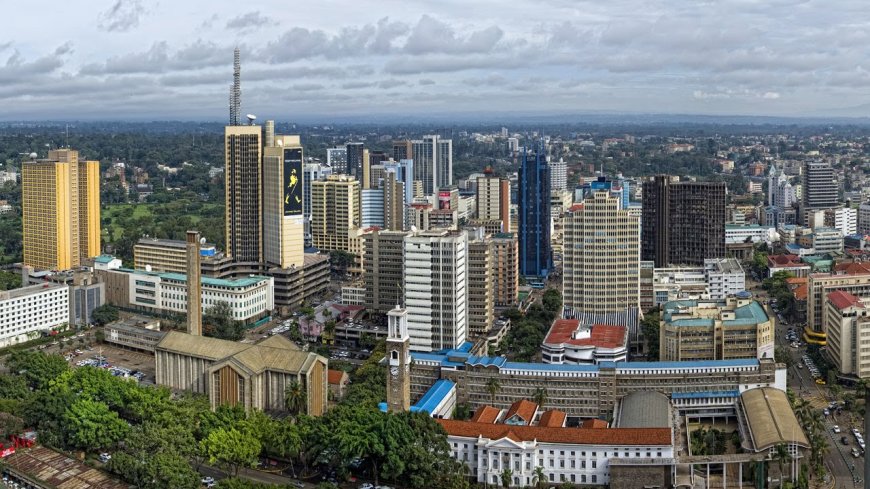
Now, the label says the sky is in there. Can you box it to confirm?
[3,0,870,121]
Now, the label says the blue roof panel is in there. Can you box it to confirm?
[411,379,455,415]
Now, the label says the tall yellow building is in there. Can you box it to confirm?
[263,133,305,269]
[22,149,100,270]
[310,174,360,252]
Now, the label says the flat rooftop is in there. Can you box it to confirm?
[0,282,66,301]
[544,319,626,349]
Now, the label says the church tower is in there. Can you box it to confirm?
[386,305,411,412]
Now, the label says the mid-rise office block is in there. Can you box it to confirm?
[518,145,552,278]
[859,203,870,235]
[383,172,405,231]
[825,291,870,379]
[549,158,567,191]
[563,191,640,319]
[0,283,69,347]
[360,189,385,228]
[135,238,216,274]
[310,175,360,252]
[467,233,494,338]
[262,134,305,268]
[703,258,746,299]
[303,163,333,221]
[412,135,452,195]
[364,230,407,315]
[326,147,346,168]
[22,149,100,270]
[659,296,774,361]
[404,230,467,351]
[491,233,518,307]
[346,142,365,179]
[641,175,726,267]
[476,171,511,233]
[225,125,263,264]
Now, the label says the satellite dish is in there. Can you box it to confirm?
[200,237,206,245]
[28,152,37,159]
[246,114,257,125]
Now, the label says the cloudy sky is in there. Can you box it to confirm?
[3,0,870,121]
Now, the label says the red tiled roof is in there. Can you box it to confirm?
[833,262,870,275]
[504,400,538,425]
[471,405,501,424]
[327,369,347,385]
[793,284,808,301]
[785,277,808,285]
[544,320,626,349]
[436,419,671,446]
[568,203,584,212]
[539,410,567,428]
[828,290,863,311]
[768,254,802,267]
[581,419,609,429]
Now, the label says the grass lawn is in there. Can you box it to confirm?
[102,202,222,241]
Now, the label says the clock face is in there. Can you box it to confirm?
[390,366,398,377]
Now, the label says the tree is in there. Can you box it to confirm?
[91,305,119,326]
[200,427,261,477]
[285,381,306,416]
[541,288,562,313]
[500,467,514,488]
[532,387,548,409]
[640,309,661,360]
[0,413,23,440]
[5,350,69,390]
[486,377,501,405]
[532,465,547,489]
[204,302,244,341]
[64,398,130,451]
[773,442,792,484]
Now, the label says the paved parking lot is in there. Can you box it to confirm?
[66,344,156,384]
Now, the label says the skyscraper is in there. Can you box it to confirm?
[476,169,511,232]
[310,175,360,252]
[225,125,263,264]
[392,140,412,162]
[22,149,100,270]
[404,230,467,352]
[411,135,452,195]
[641,175,726,267]
[382,171,405,231]
[518,144,552,279]
[563,191,640,319]
[346,142,365,179]
[802,161,838,223]
[262,133,305,268]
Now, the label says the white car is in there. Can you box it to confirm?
[201,477,215,485]
[99,453,111,463]
[833,425,841,433]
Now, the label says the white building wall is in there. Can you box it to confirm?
[0,284,69,347]
[834,207,857,236]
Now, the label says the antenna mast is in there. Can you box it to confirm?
[229,47,241,126]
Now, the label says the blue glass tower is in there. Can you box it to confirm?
[518,142,552,279]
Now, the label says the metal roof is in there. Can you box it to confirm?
[411,379,455,415]
[740,387,809,450]
[616,391,671,428]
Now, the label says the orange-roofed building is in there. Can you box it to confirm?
[538,409,567,428]
[470,405,501,424]
[767,254,811,278]
[437,418,674,488]
[327,369,349,401]
[541,319,628,364]
[580,418,608,429]
[504,399,538,426]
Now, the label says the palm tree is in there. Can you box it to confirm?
[532,465,546,489]
[500,468,513,488]
[284,380,306,416]
[486,377,501,406]
[772,442,792,484]
[532,387,548,409]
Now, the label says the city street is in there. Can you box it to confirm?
[749,278,863,488]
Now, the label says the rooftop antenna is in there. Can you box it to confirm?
[229,47,241,126]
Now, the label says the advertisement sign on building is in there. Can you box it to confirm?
[283,148,303,216]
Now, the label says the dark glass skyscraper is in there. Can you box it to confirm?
[518,143,552,279]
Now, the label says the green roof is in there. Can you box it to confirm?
[94,255,117,264]
[664,299,769,328]
[119,268,268,289]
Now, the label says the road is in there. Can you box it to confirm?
[749,278,862,488]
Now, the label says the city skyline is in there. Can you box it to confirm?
[4,0,870,120]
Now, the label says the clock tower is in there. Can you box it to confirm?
[386,305,411,412]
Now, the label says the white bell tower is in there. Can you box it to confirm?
[386,305,411,412]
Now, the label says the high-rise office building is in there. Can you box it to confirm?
[303,163,333,222]
[563,191,640,318]
[326,147,347,168]
[310,175,360,252]
[360,189,385,228]
[364,229,407,314]
[802,161,838,223]
[225,125,263,264]
[346,142,365,179]
[262,133,305,268]
[22,149,100,270]
[383,172,405,231]
[550,158,567,191]
[392,140,412,163]
[641,175,726,267]
[476,170,511,233]
[404,230,467,352]
[467,232,494,338]
[518,144,552,279]
[411,135,452,195]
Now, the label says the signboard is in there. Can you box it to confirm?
[283,148,303,216]
[0,447,15,458]
[438,191,451,210]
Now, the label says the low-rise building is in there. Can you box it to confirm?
[541,319,628,364]
[327,369,350,401]
[659,295,774,362]
[767,254,811,278]
[104,317,165,352]
[134,237,217,274]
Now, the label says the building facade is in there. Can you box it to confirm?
[411,135,452,195]
[641,176,726,267]
[363,229,407,315]
[476,172,511,233]
[549,158,567,191]
[404,230,467,352]
[801,161,838,221]
[563,191,640,319]
[134,238,217,274]
[492,233,519,307]
[224,125,263,264]
[262,135,305,269]
[0,283,69,347]
[467,234,495,338]
[303,163,333,224]
[659,296,774,362]
[824,291,870,379]
[518,145,552,279]
[310,175,360,252]
[22,149,100,270]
